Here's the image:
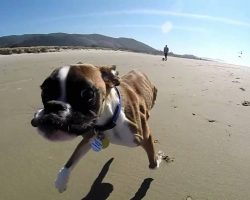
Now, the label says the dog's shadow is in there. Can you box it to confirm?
[81,158,114,200]
[81,158,153,200]
[130,178,154,200]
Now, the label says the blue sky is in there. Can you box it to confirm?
[1,0,250,66]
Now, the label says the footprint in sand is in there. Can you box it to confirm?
[208,119,216,123]
[157,151,174,163]
[191,113,216,123]
[242,101,250,106]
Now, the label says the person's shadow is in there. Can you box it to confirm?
[81,158,154,200]
[81,158,114,200]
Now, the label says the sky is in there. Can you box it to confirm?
[1,0,250,66]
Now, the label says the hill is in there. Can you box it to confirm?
[0,33,160,54]
[0,33,206,60]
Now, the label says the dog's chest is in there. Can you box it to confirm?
[103,110,138,147]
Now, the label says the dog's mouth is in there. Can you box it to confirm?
[31,107,97,140]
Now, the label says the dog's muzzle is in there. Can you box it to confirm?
[31,101,71,131]
[31,100,98,139]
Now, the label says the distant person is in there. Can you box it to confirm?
[163,45,169,61]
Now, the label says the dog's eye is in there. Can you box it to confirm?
[80,88,95,102]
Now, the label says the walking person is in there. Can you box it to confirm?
[163,45,169,61]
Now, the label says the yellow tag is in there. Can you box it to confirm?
[102,137,110,149]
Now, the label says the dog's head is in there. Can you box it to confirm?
[31,64,119,141]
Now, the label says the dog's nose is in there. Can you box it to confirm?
[44,100,69,113]
[31,118,38,127]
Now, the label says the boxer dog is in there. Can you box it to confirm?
[31,64,164,193]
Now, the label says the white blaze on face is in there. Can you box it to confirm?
[58,66,70,101]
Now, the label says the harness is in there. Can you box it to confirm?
[91,87,122,151]
[94,86,122,132]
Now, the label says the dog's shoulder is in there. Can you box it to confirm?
[120,70,157,110]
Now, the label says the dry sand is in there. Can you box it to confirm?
[1,49,250,200]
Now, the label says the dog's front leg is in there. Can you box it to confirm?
[55,133,93,193]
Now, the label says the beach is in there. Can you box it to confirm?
[1,49,250,200]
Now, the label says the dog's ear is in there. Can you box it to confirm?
[99,65,120,87]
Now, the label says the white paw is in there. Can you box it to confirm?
[55,167,71,193]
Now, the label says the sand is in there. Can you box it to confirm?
[1,49,250,200]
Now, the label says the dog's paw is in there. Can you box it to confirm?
[55,167,71,193]
[149,151,165,169]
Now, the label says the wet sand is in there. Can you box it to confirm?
[1,49,250,200]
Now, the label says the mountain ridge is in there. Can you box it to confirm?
[0,33,160,54]
[0,33,206,61]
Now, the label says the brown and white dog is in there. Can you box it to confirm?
[31,64,163,193]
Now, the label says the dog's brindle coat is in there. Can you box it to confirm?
[31,64,158,192]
